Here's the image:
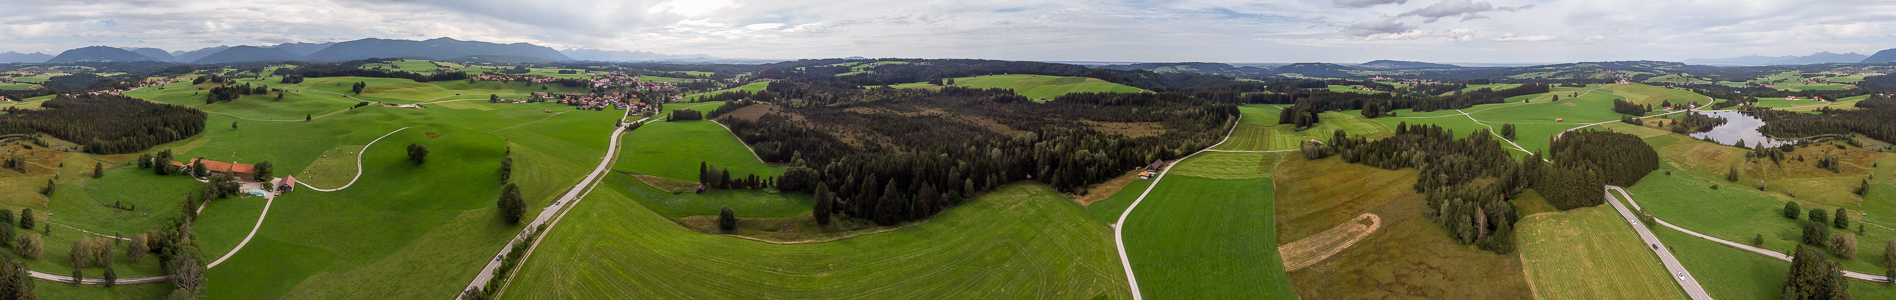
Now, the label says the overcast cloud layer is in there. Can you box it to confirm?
[2,0,1894,63]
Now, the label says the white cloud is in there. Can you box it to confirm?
[0,0,1892,63]
[1491,33,1556,42]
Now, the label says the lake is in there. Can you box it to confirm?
[1688,111,1793,148]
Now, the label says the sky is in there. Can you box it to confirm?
[2,0,1895,63]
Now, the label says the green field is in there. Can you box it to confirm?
[683,82,770,102]
[1600,84,1710,107]
[1518,205,1689,300]
[947,74,1146,101]
[1652,225,1896,300]
[1625,159,1896,276]
[498,183,1131,299]
[615,120,782,181]
[1123,152,1296,299]
[0,83,36,90]
[98,91,628,299]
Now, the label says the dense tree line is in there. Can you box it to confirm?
[1756,94,1896,142]
[698,162,772,191]
[720,82,1232,225]
[666,109,704,121]
[205,82,270,103]
[1326,123,1522,253]
[1612,98,1651,116]
[295,68,470,83]
[0,94,205,154]
[1538,130,1658,209]
[1262,84,1550,119]
[705,98,755,119]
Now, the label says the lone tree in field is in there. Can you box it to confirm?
[1810,209,1830,227]
[1834,234,1858,259]
[1804,221,1831,247]
[813,183,834,227]
[93,162,103,179]
[102,266,116,287]
[16,233,40,259]
[1728,165,1740,182]
[490,94,500,103]
[1782,245,1849,299]
[497,183,525,224]
[407,143,429,164]
[40,179,54,196]
[19,208,33,230]
[718,206,737,232]
[1785,201,1802,219]
[1836,208,1851,229]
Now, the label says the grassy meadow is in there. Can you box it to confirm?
[497,183,1131,299]
[1121,151,1298,299]
[1517,205,1689,300]
[945,74,1146,101]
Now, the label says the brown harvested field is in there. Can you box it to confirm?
[724,103,782,121]
[1069,169,1140,206]
[1273,154,1533,300]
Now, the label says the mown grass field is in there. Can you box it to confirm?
[1517,205,1689,300]
[498,183,1131,299]
[1625,158,1896,275]
[947,74,1146,101]
[1272,154,1533,299]
[614,119,783,182]
[1122,151,1297,299]
[1601,84,1710,107]
[606,172,811,218]
[1652,226,1896,300]
[1212,123,1302,151]
[0,83,36,90]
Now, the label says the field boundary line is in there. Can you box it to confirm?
[299,127,409,192]
[1115,113,1259,300]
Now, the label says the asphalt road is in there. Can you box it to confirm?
[1602,186,1714,300]
[1608,185,1893,283]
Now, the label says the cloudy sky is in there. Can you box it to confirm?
[2,0,1894,63]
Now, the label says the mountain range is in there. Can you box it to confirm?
[1683,51,1869,65]
[12,37,715,64]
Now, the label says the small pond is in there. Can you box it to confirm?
[1689,111,1793,148]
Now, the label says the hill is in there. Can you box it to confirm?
[303,37,570,62]
[268,42,335,57]
[1687,51,1868,65]
[1267,63,1357,78]
[124,47,176,61]
[1357,60,1462,69]
[1095,62,1247,74]
[193,46,298,63]
[0,51,50,63]
[562,48,714,62]
[1862,48,1896,63]
[171,45,230,62]
[45,46,152,63]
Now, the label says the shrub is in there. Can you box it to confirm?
[407,143,429,164]
[1784,201,1802,219]
[718,206,737,232]
[1804,222,1831,247]
[1809,209,1830,227]
[1754,234,1765,246]
[19,208,32,230]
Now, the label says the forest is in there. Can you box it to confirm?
[1540,130,1659,209]
[720,78,1234,225]
[1757,94,1896,141]
[0,94,206,154]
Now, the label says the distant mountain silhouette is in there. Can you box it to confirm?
[1862,48,1896,64]
[171,46,231,63]
[46,46,153,63]
[1094,62,1245,74]
[1686,51,1866,65]
[268,42,335,57]
[1357,60,1462,69]
[194,46,298,64]
[124,48,176,61]
[0,51,51,63]
[303,37,569,62]
[562,48,714,62]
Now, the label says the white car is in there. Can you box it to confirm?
[1676,272,1684,280]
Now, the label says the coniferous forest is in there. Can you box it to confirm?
[1324,123,1523,253]
[0,94,206,154]
[720,78,1234,225]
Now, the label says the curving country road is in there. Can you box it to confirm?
[1601,186,1714,300]
[299,127,410,192]
[1607,185,1893,282]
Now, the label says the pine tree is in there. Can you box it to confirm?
[813,183,833,227]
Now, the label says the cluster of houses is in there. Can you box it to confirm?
[1784,96,1827,102]
[533,92,639,111]
[470,74,562,84]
